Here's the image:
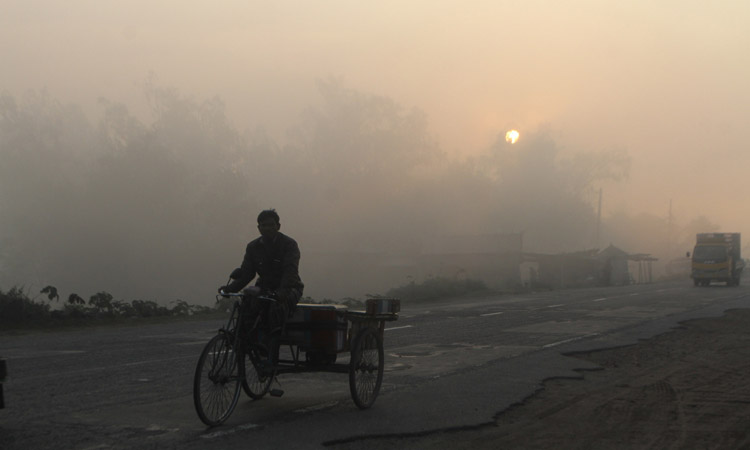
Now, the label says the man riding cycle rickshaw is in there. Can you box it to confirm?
[218,209,303,366]
[194,208,398,426]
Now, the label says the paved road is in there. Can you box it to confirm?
[1,279,748,449]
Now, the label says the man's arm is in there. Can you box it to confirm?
[279,239,303,290]
[226,243,257,292]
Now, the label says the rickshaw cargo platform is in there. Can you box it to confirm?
[285,304,348,352]
[365,298,400,315]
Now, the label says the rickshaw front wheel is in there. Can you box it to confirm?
[193,333,242,426]
[242,345,274,399]
[348,326,384,409]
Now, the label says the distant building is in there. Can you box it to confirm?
[597,244,631,286]
[302,232,525,298]
[525,249,601,289]
[597,244,657,285]
[418,233,523,289]
[627,252,658,284]
[301,231,654,299]
[524,244,657,289]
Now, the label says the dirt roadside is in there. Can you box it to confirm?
[335,308,750,449]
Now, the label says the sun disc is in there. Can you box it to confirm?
[505,130,519,144]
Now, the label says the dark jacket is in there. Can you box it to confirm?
[226,232,304,296]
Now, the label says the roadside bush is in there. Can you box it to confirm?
[89,292,115,316]
[63,303,91,319]
[0,285,219,328]
[131,299,169,318]
[385,276,489,303]
[0,287,51,324]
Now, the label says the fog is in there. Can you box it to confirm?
[2,2,749,304]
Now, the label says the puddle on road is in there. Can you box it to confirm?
[391,342,495,358]
[386,342,532,378]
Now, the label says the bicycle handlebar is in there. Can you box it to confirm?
[218,291,243,297]
[217,291,277,302]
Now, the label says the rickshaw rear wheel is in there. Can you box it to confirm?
[349,326,384,409]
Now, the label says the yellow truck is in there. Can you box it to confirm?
[691,233,744,286]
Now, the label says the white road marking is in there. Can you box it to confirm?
[294,401,339,413]
[146,424,179,433]
[123,355,197,367]
[542,333,600,349]
[546,304,565,308]
[2,349,87,359]
[176,341,210,346]
[16,354,198,381]
[385,325,414,331]
[714,295,744,301]
[201,423,259,439]
[655,287,684,292]
[592,297,608,302]
[480,312,504,317]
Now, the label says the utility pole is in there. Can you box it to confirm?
[667,199,674,258]
[595,187,602,250]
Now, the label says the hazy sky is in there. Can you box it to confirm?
[3,0,749,235]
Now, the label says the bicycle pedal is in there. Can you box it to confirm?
[270,389,284,397]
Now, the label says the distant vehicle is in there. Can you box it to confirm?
[690,233,744,286]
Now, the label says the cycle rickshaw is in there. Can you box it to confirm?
[193,291,400,426]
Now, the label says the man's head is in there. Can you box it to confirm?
[257,209,281,240]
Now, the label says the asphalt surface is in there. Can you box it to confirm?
[1,279,748,449]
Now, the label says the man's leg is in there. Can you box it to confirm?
[266,300,289,366]
[241,296,263,336]
[263,289,301,365]
[278,287,303,316]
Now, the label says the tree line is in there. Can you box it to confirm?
[0,285,216,328]
[2,78,706,305]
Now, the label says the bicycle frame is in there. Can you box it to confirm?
[220,293,279,372]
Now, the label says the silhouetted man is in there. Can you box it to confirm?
[219,209,304,333]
